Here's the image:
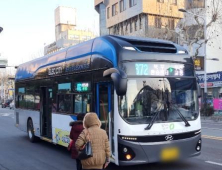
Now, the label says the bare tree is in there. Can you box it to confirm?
[0,71,15,101]
[29,47,44,61]
[177,0,222,58]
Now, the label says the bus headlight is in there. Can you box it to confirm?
[118,143,135,161]
[126,154,132,160]
[123,147,128,153]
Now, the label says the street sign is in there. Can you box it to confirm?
[194,57,204,71]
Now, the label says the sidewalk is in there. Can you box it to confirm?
[201,113,222,122]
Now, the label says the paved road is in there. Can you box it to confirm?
[0,108,222,170]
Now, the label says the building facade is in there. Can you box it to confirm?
[44,29,96,54]
[95,0,109,35]
[95,0,184,42]
[44,6,96,55]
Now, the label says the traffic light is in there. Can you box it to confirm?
[0,65,6,68]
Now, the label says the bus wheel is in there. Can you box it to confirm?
[27,119,37,143]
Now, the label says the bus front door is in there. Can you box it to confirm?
[40,87,52,139]
[96,83,118,164]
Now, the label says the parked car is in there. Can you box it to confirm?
[10,100,15,109]
[1,99,12,108]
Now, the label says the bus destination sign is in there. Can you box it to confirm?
[75,82,91,92]
[122,62,192,76]
[135,63,184,76]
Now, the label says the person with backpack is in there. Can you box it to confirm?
[75,112,110,170]
[69,114,85,170]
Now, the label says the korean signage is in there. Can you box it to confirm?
[197,72,222,88]
[194,57,204,71]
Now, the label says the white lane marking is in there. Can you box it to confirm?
[202,127,222,131]
[205,161,222,166]
[0,113,14,117]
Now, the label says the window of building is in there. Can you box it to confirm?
[186,0,205,9]
[74,94,91,114]
[130,21,132,33]
[120,0,126,12]
[168,18,175,30]
[129,0,137,7]
[112,3,118,16]
[155,16,162,28]
[107,7,110,19]
[74,35,79,39]
[82,36,87,41]
[139,16,142,29]
[125,21,128,31]
[171,0,177,5]
[70,35,79,40]
[157,0,164,3]
[134,20,137,31]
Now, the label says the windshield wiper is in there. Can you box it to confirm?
[172,105,191,127]
[144,104,163,130]
[144,110,161,130]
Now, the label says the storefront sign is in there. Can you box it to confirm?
[197,72,222,88]
[198,73,222,82]
[199,83,214,88]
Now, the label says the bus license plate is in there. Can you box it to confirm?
[161,147,179,161]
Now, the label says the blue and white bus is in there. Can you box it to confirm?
[15,35,201,165]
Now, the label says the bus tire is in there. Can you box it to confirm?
[27,119,37,143]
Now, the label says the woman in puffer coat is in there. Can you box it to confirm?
[75,112,110,170]
[70,114,85,170]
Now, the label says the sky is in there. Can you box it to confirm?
[0,0,99,66]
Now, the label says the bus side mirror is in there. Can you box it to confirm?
[103,68,127,96]
[197,84,201,98]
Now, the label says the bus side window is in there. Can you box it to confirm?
[74,94,83,113]
[34,95,40,110]
[83,94,91,113]
[18,95,25,108]
[18,87,26,108]
[74,94,91,114]
[58,94,71,113]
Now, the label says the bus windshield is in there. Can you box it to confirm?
[118,78,199,124]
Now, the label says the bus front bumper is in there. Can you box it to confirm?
[118,133,201,166]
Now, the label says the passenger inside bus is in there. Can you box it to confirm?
[59,100,65,111]
[74,94,89,113]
